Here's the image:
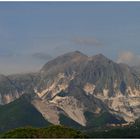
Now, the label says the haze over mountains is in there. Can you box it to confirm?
[0,51,140,132]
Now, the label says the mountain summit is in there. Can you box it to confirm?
[0,51,140,131]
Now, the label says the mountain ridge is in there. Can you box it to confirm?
[0,51,140,130]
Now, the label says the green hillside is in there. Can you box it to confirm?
[0,125,87,138]
[0,95,51,132]
[85,117,140,138]
[86,124,140,138]
[59,114,84,129]
[84,111,125,129]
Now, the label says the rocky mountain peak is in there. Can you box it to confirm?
[0,51,140,128]
[65,50,86,56]
[56,51,88,61]
[94,53,106,58]
[91,53,112,62]
[40,51,87,75]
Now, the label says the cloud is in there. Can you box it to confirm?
[117,51,140,66]
[72,37,102,47]
[31,52,53,61]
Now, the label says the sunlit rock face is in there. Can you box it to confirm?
[83,83,95,95]
[32,98,60,125]
[0,51,140,126]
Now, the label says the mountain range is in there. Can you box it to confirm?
[0,51,140,132]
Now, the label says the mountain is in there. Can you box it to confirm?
[0,51,140,132]
[0,73,36,105]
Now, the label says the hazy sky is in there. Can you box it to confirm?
[0,2,140,74]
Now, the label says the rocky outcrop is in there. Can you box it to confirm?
[0,73,36,105]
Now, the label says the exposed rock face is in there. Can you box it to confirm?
[0,73,36,105]
[32,98,60,125]
[83,83,95,95]
[50,96,86,126]
[0,51,140,127]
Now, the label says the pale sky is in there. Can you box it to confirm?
[0,2,140,74]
